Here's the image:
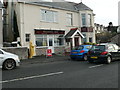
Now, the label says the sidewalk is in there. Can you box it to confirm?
[21,55,70,65]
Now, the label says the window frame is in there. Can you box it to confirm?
[88,14,92,26]
[81,13,86,27]
[41,9,58,23]
[66,13,73,26]
[25,34,30,42]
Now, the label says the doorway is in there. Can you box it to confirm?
[74,37,79,47]
[48,35,54,53]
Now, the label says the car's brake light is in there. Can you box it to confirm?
[101,51,108,55]
[87,51,91,55]
[80,50,84,53]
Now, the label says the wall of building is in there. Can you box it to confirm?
[79,10,96,43]
[0,9,3,47]
[15,2,80,47]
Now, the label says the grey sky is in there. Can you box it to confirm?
[66,0,119,26]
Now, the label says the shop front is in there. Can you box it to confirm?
[35,29,65,54]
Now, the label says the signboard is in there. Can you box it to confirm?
[35,29,65,35]
[46,49,52,57]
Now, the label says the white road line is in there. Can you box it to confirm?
[89,64,103,69]
[0,71,63,84]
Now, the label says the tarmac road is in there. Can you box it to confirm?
[1,55,120,88]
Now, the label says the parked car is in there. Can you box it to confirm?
[87,43,120,64]
[70,45,92,60]
[0,49,20,70]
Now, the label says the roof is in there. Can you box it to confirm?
[18,1,93,12]
[74,2,93,11]
[65,29,84,38]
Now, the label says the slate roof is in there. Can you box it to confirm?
[18,1,93,12]
[65,29,77,38]
[75,2,93,11]
[65,29,84,38]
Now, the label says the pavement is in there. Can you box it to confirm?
[20,54,70,65]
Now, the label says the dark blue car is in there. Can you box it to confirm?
[70,45,92,60]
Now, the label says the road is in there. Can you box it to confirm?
[2,58,119,88]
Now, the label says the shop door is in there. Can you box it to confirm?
[74,37,79,47]
[48,36,54,53]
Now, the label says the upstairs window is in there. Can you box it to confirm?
[81,13,86,27]
[88,14,92,26]
[41,9,58,23]
[66,13,73,26]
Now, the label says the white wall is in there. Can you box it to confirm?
[17,3,79,46]
[15,2,95,47]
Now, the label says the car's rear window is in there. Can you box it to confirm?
[85,46,92,49]
[74,46,84,50]
[90,45,105,51]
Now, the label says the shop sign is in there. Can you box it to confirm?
[35,30,65,34]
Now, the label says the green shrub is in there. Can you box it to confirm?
[83,42,96,45]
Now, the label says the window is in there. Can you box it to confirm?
[41,9,58,23]
[89,37,92,43]
[67,13,73,26]
[81,13,86,26]
[91,45,105,51]
[26,34,30,42]
[86,46,92,49]
[36,35,47,46]
[88,14,92,26]
[54,35,64,46]
[36,35,64,47]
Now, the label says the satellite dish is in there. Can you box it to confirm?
[117,26,120,33]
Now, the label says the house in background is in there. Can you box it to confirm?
[0,1,3,47]
[3,1,96,55]
[94,23,107,34]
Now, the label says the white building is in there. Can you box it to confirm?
[4,1,96,55]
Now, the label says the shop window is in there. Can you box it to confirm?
[26,34,30,42]
[36,35,47,46]
[59,37,64,46]
[54,35,64,46]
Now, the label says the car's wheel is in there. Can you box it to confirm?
[83,54,87,61]
[106,56,112,64]
[3,59,16,70]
